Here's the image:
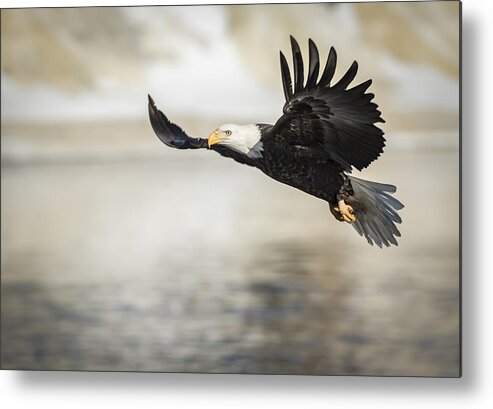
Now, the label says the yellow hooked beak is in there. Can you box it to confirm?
[208,129,228,148]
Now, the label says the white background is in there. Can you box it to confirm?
[1,0,490,408]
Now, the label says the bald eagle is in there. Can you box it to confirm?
[148,37,403,247]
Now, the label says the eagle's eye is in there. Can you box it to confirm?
[225,130,232,136]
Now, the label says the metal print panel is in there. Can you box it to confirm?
[1,1,460,376]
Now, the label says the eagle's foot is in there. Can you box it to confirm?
[331,200,356,223]
[330,202,345,222]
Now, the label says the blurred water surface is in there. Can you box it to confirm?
[1,124,459,376]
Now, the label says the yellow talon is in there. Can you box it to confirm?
[337,199,356,223]
[329,203,344,222]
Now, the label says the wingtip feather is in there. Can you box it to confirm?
[319,46,337,87]
[148,94,155,106]
[289,36,304,93]
[306,38,320,89]
[333,60,358,90]
[279,50,293,101]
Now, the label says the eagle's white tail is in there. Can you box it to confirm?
[347,176,404,248]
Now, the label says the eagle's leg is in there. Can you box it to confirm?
[330,173,357,223]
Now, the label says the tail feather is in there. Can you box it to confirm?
[347,175,404,248]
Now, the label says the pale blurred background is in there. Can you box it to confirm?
[1,2,460,376]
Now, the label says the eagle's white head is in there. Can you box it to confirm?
[207,124,264,159]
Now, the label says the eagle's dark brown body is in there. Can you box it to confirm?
[256,127,345,203]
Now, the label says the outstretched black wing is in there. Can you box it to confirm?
[271,37,386,171]
[148,95,208,149]
[148,95,258,167]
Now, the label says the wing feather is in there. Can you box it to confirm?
[148,95,208,149]
[290,36,305,93]
[280,51,293,102]
[306,38,320,89]
[272,38,386,171]
[318,46,337,87]
[332,60,358,90]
